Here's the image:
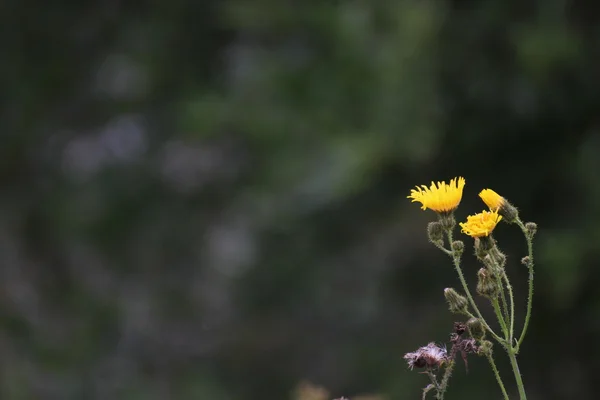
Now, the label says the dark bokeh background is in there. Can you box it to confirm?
[1,1,599,399]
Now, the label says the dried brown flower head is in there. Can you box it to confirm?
[404,342,448,370]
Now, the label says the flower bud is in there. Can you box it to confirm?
[466,317,485,340]
[477,340,493,356]
[483,252,505,274]
[490,247,506,267]
[427,221,444,243]
[479,189,519,223]
[444,288,469,314]
[521,256,531,267]
[525,222,537,239]
[482,255,495,270]
[451,240,464,255]
[476,268,499,299]
[499,202,519,223]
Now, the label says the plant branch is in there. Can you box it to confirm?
[485,353,509,400]
[516,219,535,351]
[445,231,504,344]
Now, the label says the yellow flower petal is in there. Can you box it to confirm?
[407,177,465,213]
[479,189,504,211]
[459,210,502,238]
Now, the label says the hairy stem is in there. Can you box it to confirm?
[492,298,509,338]
[516,219,535,351]
[502,271,515,343]
[436,360,455,400]
[445,231,504,344]
[508,349,528,400]
[496,272,510,328]
[485,353,509,400]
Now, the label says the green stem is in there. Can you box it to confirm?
[437,360,455,400]
[485,353,509,400]
[508,349,528,400]
[516,219,535,351]
[432,240,453,257]
[502,272,515,343]
[445,231,504,344]
[496,273,510,328]
[426,370,440,398]
[491,298,509,338]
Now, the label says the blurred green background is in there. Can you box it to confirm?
[1,0,599,399]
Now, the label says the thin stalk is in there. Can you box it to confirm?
[485,353,509,400]
[516,219,535,351]
[491,298,509,338]
[502,271,515,343]
[431,240,453,257]
[437,360,455,400]
[507,349,528,400]
[445,231,504,344]
[495,273,510,327]
[426,370,440,394]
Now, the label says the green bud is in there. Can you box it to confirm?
[483,253,504,274]
[466,317,485,340]
[525,222,537,239]
[477,340,493,356]
[427,221,444,243]
[444,288,469,314]
[490,247,506,268]
[451,240,464,255]
[499,201,519,224]
[482,255,495,270]
[476,268,499,299]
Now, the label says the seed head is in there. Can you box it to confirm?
[404,342,448,370]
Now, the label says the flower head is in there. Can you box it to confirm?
[479,188,519,222]
[404,342,448,370]
[408,177,465,213]
[479,189,504,211]
[459,210,502,238]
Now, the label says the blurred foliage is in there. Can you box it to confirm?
[1,0,600,399]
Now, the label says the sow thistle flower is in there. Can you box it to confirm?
[408,177,466,214]
[459,210,502,238]
[479,188,519,223]
[405,178,537,400]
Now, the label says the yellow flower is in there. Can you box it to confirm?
[460,210,502,238]
[479,189,504,211]
[408,177,465,213]
[479,188,519,223]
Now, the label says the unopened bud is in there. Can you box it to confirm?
[451,240,464,255]
[466,317,485,340]
[476,268,499,299]
[525,222,537,239]
[427,222,444,243]
[483,253,504,274]
[521,256,531,267]
[444,288,469,314]
[474,236,496,260]
[499,202,519,224]
[482,255,495,270]
[477,340,493,356]
[490,247,506,268]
